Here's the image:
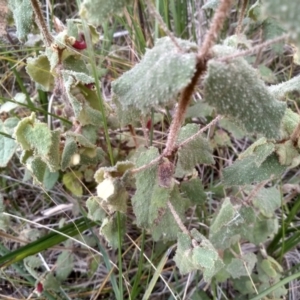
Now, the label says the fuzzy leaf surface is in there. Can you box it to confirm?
[0,120,17,167]
[112,37,197,114]
[62,171,83,197]
[79,0,131,27]
[204,58,286,139]
[180,178,206,205]
[8,0,33,41]
[264,1,300,46]
[55,250,74,281]
[174,229,224,280]
[14,113,52,156]
[226,253,257,279]
[176,124,215,173]
[100,214,126,249]
[223,154,285,186]
[26,55,54,91]
[86,196,106,221]
[269,75,300,100]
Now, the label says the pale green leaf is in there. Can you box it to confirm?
[269,75,300,100]
[14,113,52,156]
[112,37,197,114]
[264,1,300,46]
[202,0,220,10]
[262,18,285,54]
[131,147,160,228]
[100,214,126,249]
[0,120,17,167]
[223,154,285,186]
[174,229,224,280]
[62,171,83,197]
[0,93,27,113]
[26,55,54,91]
[43,272,60,291]
[219,118,246,139]
[204,58,286,139]
[226,253,257,279]
[275,140,300,166]
[8,0,33,41]
[251,187,281,218]
[176,124,215,173]
[56,251,74,281]
[61,138,77,171]
[86,196,106,221]
[43,168,59,190]
[27,156,47,183]
[180,178,207,205]
[79,0,132,27]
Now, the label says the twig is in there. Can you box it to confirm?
[145,0,183,52]
[235,0,248,36]
[198,0,233,60]
[167,200,190,236]
[163,0,232,157]
[30,0,53,46]
[218,34,289,62]
[177,115,222,149]
[131,154,162,174]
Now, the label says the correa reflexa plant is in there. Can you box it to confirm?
[2,0,300,298]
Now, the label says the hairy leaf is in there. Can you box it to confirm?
[174,229,224,280]
[226,253,257,279]
[0,120,17,167]
[86,196,106,221]
[55,250,74,281]
[112,37,197,114]
[264,1,300,46]
[269,75,300,100]
[62,171,83,197]
[180,178,207,205]
[176,124,215,173]
[79,0,132,27]
[8,0,33,41]
[26,55,54,91]
[14,113,52,156]
[250,187,281,218]
[100,214,126,249]
[223,154,285,186]
[204,58,286,139]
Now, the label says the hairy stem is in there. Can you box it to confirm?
[30,0,53,46]
[235,0,248,36]
[163,0,232,157]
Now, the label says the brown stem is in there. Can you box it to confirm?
[30,0,53,46]
[167,200,190,236]
[198,0,233,60]
[235,0,248,36]
[163,59,208,157]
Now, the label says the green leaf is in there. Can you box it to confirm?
[176,124,215,173]
[63,73,102,126]
[269,75,300,100]
[26,55,54,91]
[174,229,224,281]
[263,1,300,46]
[202,0,220,10]
[86,196,106,221]
[223,154,285,186]
[79,0,132,27]
[219,118,246,139]
[42,168,59,190]
[131,147,160,228]
[8,0,33,41]
[204,58,286,139]
[0,93,27,113]
[62,171,83,197]
[14,113,52,156]
[251,187,281,218]
[112,37,197,114]
[0,120,17,167]
[209,200,257,249]
[43,272,60,291]
[180,178,207,205]
[55,250,74,281]
[226,253,257,279]
[27,156,47,183]
[151,186,188,241]
[275,140,300,167]
[262,18,285,54]
[100,214,126,249]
